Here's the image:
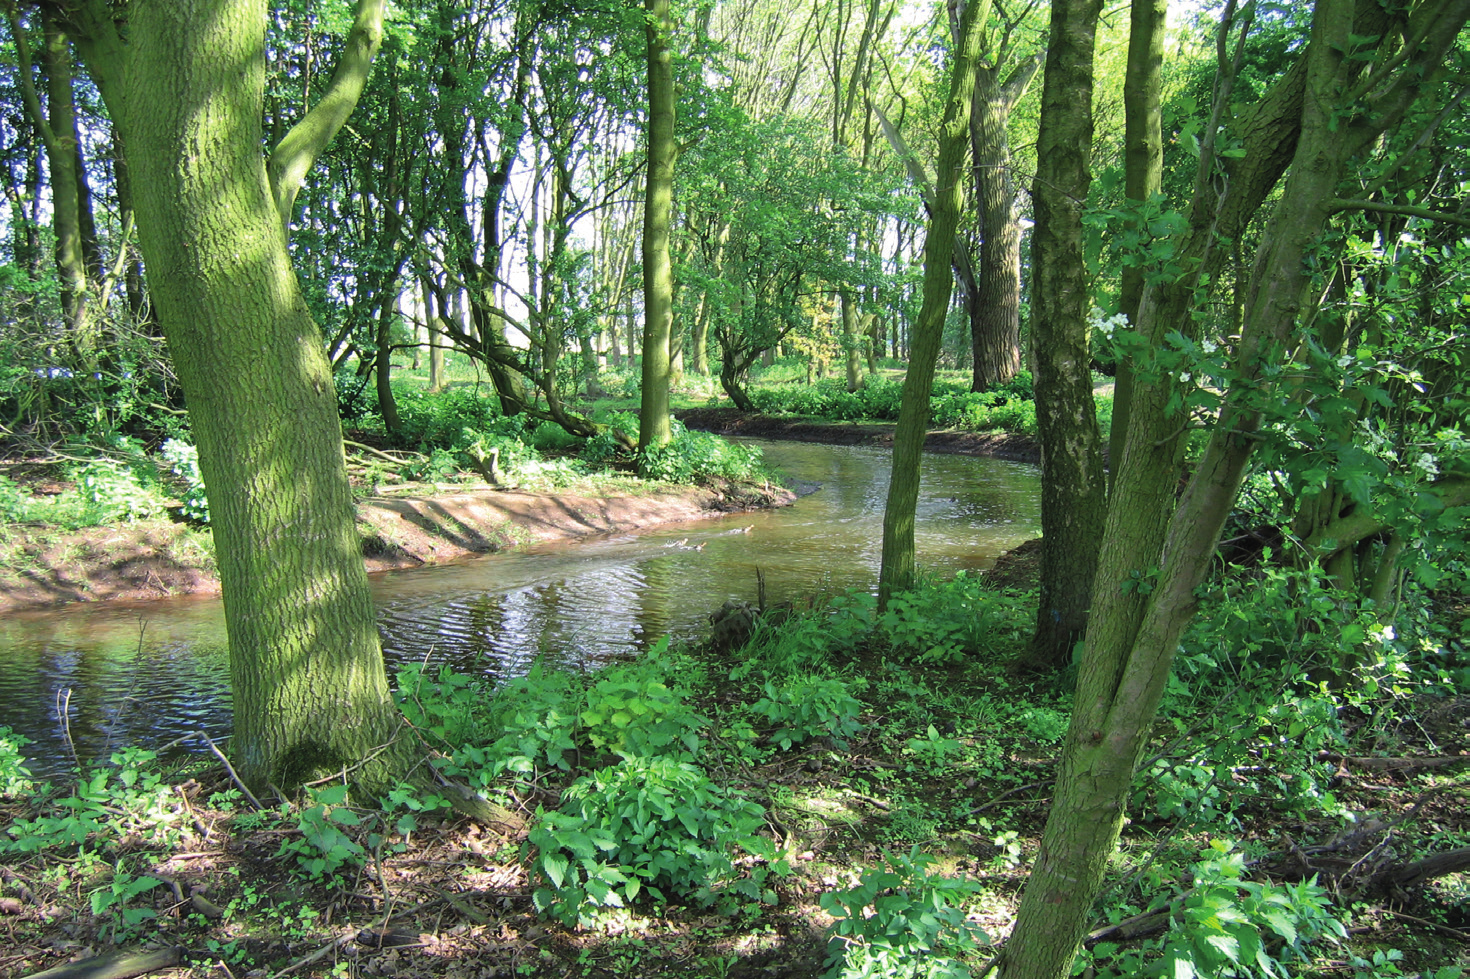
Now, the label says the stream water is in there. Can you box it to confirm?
[0,440,1041,775]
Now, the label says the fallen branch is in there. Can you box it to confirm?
[343,440,426,466]
[21,947,182,979]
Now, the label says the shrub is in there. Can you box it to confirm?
[527,756,779,924]
[880,573,1031,664]
[580,673,705,759]
[0,727,34,798]
[75,459,165,524]
[1082,841,1346,979]
[161,439,209,522]
[750,676,864,749]
[821,846,988,979]
[638,427,767,483]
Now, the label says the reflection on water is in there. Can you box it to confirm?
[0,440,1039,773]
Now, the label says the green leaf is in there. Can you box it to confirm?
[542,852,569,889]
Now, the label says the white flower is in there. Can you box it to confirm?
[1337,354,1353,368]
[1179,372,1193,384]
[1202,339,1219,354]
[1415,452,1440,478]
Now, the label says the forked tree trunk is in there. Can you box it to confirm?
[998,1,1470,974]
[76,0,411,793]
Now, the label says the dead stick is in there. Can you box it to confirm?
[21,947,182,979]
[197,731,264,811]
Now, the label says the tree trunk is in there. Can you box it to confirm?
[841,289,863,392]
[1107,0,1167,494]
[968,54,1038,392]
[997,2,1470,974]
[77,0,410,794]
[1022,0,1107,671]
[877,0,988,606]
[638,0,676,451]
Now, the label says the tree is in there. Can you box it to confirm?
[70,0,415,794]
[639,0,677,451]
[965,1,1041,392]
[997,1,1470,975]
[1022,0,1107,671]
[876,0,987,605]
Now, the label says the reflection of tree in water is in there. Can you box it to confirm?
[632,557,678,651]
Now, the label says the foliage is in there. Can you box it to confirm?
[1083,841,1346,979]
[637,424,768,484]
[820,846,988,979]
[161,439,209,522]
[275,784,366,883]
[745,374,1044,436]
[2,748,176,855]
[749,675,864,749]
[879,573,1031,664]
[527,756,779,925]
[580,672,706,759]
[0,728,35,798]
[729,590,877,681]
[74,459,166,524]
[89,864,164,936]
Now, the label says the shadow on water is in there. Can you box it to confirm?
[0,440,1040,774]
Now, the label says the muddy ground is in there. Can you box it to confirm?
[0,480,792,615]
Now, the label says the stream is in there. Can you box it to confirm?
[0,439,1041,775]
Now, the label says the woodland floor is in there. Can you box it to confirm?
[1,649,1467,979]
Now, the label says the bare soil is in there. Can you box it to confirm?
[0,480,793,615]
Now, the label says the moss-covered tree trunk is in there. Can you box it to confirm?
[639,0,676,451]
[877,0,988,606]
[997,1,1470,974]
[1106,0,1167,494]
[76,0,409,793]
[1022,0,1107,671]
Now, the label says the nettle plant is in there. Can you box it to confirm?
[820,846,988,979]
[526,755,782,925]
[749,675,864,750]
[1083,841,1346,979]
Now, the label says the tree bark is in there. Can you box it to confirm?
[998,1,1470,975]
[877,0,988,606]
[76,0,411,794]
[639,0,676,451]
[1023,0,1107,671]
[1107,0,1167,494]
[969,52,1039,392]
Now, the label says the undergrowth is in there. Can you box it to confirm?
[1,571,1466,979]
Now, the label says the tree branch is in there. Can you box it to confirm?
[267,0,385,226]
[1326,197,1470,228]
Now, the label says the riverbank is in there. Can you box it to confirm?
[676,407,1042,463]
[0,479,793,615]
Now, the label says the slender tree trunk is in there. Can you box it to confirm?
[1022,0,1107,671]
[877,0,988,606]
[1107,0,1167,493]
[841,289,864,392]
[638,0,676,450]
